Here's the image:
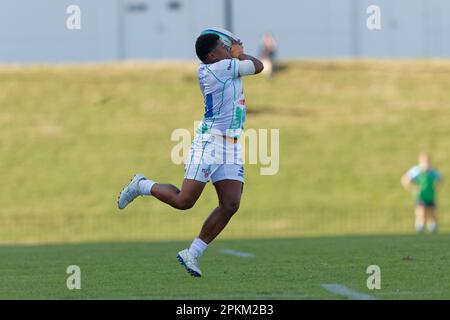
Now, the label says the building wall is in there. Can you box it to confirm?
[0,0,449,63]
[0,0,120,62]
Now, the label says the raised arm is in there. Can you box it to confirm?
[230,40,264,74]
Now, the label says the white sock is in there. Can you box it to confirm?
[415,223,425,233]
[188,237,208,258]
[428,223,438,233]
[138,179,156,196]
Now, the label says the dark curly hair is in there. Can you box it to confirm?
[195,33,220,62]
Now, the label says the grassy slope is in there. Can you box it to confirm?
[1,235,449,299]
[1,61,450,243]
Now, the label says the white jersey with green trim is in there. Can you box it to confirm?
[197,58,246,139]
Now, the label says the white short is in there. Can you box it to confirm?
[184,134,244,184]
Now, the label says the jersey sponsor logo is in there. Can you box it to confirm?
[204,93,214,118]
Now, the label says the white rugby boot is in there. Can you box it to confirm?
[176,249,202,277]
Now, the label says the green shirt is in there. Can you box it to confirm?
[407,166,442,202]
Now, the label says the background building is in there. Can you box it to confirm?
[1,0,450,63]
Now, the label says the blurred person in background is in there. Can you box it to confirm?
[401,153,443,233]
[259,32,278,78]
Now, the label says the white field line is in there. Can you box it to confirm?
[219,249,255,258]
[321,284,377,300]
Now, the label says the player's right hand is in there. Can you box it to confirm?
[230,38,244,58]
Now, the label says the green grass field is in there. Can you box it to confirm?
[1,60,450,299]
[1,235,450,299]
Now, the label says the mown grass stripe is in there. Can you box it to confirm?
[321,284,376,300]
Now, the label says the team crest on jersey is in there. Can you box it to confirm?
[202,166,212,178]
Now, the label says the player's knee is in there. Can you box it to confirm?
[222,200,240,216]
[176,197,196,210]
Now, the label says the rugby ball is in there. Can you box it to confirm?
[200,27,240,48]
